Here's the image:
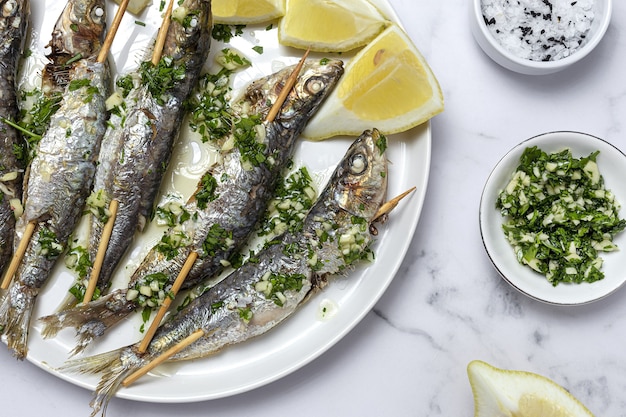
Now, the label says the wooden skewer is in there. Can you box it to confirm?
[1,221,36,289]
[82,199,119,304]
[152,0,175,66]
[97,0,131,64]
[122,328,205,387]
[137,251,199,353]
[375,186,416,220]
[265,48,310,123]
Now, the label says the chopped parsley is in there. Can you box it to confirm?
[37,226,63,258]
[139,56,186,105]
[257,167,317,237]
[496,146,626,286]
[154,228,189,260]
[252,45,264,55]
[201,224,234,258]
[211,24,245,42]
[195,172,219,209]
[15,89,63,162]
[255,272,306,307]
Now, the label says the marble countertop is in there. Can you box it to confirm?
[4,1,626,416]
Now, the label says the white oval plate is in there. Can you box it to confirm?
[480,131,626,305]
[9,0,431,403]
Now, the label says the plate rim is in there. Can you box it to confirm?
[11,0,433,403]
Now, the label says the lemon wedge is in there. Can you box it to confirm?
[213,0,285,25]
[302,24,444,140]
[278,0,389,52]
[467,360,595,417]
[113,0,150,15]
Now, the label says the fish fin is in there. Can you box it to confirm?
[39,290,136,355]
[0,282,37,359]
[61,347,142,417]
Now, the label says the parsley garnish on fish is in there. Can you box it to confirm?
[195,172,219,209]
[255,272,306,307]
[155,228,189,260]
[186,49,251,143]
[37,226,63,258]
[496,146,626,286]
[65,245,92,280]
[202,224,234,258]
[15,89,62,162]
[234,115,266,168]
[257,167,317,237]
[139,57,186,105]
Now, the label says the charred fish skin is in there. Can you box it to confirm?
[0,0,109,359]
[42,0,107,94]
[39,59,345,354]
[60,130,388,416]
[0,0,29,277]
[84,0,212,294]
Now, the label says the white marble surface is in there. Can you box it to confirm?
[3,0,626,415]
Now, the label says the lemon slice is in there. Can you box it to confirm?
[467,360,595,417]
[302,24,444,140]
[278,0,389,52]
[213,0,285,25]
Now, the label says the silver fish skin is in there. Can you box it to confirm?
[40,58,344,354]
[80,0,212,299]
[60,129,388,417]
[42,0,106,94]
[0,0,29,278]
[0,0,109,358]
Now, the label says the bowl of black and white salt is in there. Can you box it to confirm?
[470,0,612,75]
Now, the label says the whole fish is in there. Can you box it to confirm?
[0,0,29,278]
[0,0,109,359]
[64,0,212,307]
[42,0,106,94]
[40,58,345,355]
[61,129,388,417]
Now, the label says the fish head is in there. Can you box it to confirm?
[165,0,212,61]
[332,129,388,221]
[0,0,29,53]
[1,0,28,25]
[48,0,107,59]
[240,59,344,126]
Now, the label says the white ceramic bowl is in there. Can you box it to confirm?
[470,0,612,75]
[480,131,626,305]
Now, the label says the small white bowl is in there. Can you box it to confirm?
[479,131,626,305]
[470,0,612,75]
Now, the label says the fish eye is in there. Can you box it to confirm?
[305,77,325,94]
[91,6,105,22]
[349,153,367,174]
[3,0,17,17]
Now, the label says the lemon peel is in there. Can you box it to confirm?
[467,360,595,417]
[278,0,389,53]
[302,24,444,140]
[213,0,285,25]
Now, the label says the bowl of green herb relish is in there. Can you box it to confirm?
[480,131,626,305]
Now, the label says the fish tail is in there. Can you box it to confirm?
[39,289,136,355]
[60,347,142,417]
[0,282,37,359]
